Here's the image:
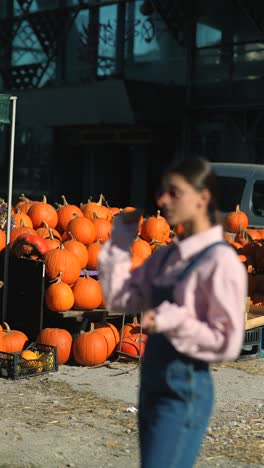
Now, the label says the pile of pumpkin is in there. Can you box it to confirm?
[0,318,146,368]
[0,193,175,365]
[0,193,174,314]
[223,205,264,305]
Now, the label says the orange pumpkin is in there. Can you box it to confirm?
[122,316,141,339]
[120,333,148,360]
[63,233,89,269]
[0,230,6,251]
[86,240,103,270]
[130,236,152,259]
[140,210,170,243]
[45,273,75,312]
[67,216,96,245]
[81,194,112,222]
[94,322,120,357]
[56,195,83,233]
[36,327,72,365]
[0,322,28,352]
[72,323,109,366]
[36,221,62,241]
[92,216,112,242]
[14,209,33,228]
[10,223,37,244]
[246,228,262,241]
[72,274,103,310]
[44,244,81,284]
[27,195,58,229]
[224,205,248,233]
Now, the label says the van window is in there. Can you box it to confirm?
[216,176,246,212]
[252,181,264,217]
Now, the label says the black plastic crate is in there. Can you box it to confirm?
[0,342,58,379]
[239,327,263,360]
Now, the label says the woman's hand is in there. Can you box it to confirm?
[141,310,156,333]
[120,208,142,224]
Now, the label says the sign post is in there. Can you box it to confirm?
[0,94,18,322]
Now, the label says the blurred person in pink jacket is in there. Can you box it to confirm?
[98,157,248,468]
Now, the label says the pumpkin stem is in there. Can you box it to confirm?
[68,231,76,241]
[93,211,99,220]
[235,205,241,213]
[19,193,32,203]
[50,272,63,283]
[133,316,138,324]
[48,228,55,240]
[2,322,10,332]
[90,322,95,332]
[97,194,104,206]
[41,195,47,203]
[61,195,69,206]
[156,210,161,218]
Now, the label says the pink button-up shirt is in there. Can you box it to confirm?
[98,216,248,362]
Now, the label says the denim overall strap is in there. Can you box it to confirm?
[176,240,227,282]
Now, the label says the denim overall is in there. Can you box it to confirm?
[138,241,227,468]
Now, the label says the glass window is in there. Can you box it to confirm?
[216,176,246,212]
[252,181,264,217]
[98,4,117,76]
[196,22,222,48]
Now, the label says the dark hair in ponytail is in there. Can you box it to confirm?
[163,156,222,225]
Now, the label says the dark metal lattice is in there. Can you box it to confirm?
[236,0,264,34]
[7,62,48,90]
[26,9,72,56]
[16,0,34,14]
[147,0,196,43]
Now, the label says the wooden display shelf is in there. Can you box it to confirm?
[245,297,264,330]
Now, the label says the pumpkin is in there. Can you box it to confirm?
[72,274,103,310]
[11,233,49,258]
[56,195,83,233]
[20,349,43,372]
[15,193,37,214]
[92,215,113,242]
[44,244,81,284]
[86,240,103,270]
[72,323,109,366]
[36,327,72,365]
[94,322,120,357]
[44,229,61,251]
[81,194,112,222]
[140,210,170,243]
[130,236,152,259]
[0,322,28,352]
[27,195,58,229]
[110,207,121,216]
[149,239,167,252]
[122,316,141,339]
[14,208,33,228]
[224,205,248,233]
[63,233,89,269]
[36,220,62,241]
[10,222,37,244]
[45,273,74,312]
[120,333,147,360]
[246,228,262,241]
[67,216,96,245]
[0,230,6,251]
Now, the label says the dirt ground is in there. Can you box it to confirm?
[0,357,264,468]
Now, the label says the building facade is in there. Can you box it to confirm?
[0,0,264,212]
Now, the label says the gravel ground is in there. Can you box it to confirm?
[0,358,263,467]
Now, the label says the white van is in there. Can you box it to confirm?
[211,162,264,228]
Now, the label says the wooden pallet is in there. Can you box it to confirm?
[245,297,264,330]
